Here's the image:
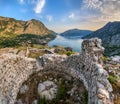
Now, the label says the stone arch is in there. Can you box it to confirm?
[16,69,88,104]
[37,50,113,104]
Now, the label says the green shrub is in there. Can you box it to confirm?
[104,45,120,56]
[38,96,48,104]
[101,56,111,62]
[108,75,118,84]
[66,51,72,56]
[66,51,74,56]
[56,82,66,100]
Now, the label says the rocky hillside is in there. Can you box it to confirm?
[60,29,92,39]
[0,16,55,47]
[83,21,120,56]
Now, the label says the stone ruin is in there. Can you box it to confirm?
[0,38,113,104]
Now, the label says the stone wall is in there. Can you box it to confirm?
[0,54,37,104]
[0,38,113,104]
[40,38,113,104]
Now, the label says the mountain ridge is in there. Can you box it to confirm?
[0,16,56,47]
[83,21,120,56]
[0,16,52,35]
[59,29,92,39]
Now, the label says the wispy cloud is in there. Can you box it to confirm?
[46,15,53,22]
[61,12,79,23]
[68,13,75,19]
[83,0,102,9]
[34,0,45,14]
[83,0,120,21]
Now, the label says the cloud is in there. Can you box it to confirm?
[46,15,53,22]
[68,13,75,19]
[83,0,102,9]
[83,0,120,21]
[61,12,81,23]
[34,0,45,14]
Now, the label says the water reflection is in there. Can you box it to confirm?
[48,35,83,52]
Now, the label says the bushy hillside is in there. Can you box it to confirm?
[0,16,56,47]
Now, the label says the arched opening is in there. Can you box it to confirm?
[15,71,88,104]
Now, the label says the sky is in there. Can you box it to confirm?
[0,0,120,33]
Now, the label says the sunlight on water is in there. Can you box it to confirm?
[48,35,83,52]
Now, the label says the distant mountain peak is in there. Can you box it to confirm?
[60,29,92,39]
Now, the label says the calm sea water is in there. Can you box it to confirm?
[48,35,83,52]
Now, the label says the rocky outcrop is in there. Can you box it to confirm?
[0,38,113,104]
[37,81,58,100]
[73,38,113,103]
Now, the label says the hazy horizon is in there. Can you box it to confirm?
[0,0,120,32]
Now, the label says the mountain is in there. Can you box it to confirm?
[83,21,120,56]
[59,29,92,39]
[0,16,56,47]
[0,16,53,35]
